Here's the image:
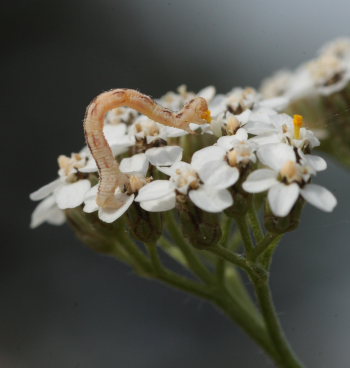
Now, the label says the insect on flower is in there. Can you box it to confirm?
[83,88,212,209]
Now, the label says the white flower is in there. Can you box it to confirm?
[157,85,216,111]
[242,143,337,217]
[210,109,251,136]
[106,106,138,125]
[83,185,135,223]
[82,146,182,223]
[30,195,66,229]
[247,113,320,150]
[191,128,256,184]
[129,115,186,145]
[308,54,350,96]
[135,154,235,213]
[29,153,95,227]
[260,70,293,99]
[210,90,288,137]
[284,64,315,100]
[319,37,350,63]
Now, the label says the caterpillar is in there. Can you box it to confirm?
[84,88,212,209]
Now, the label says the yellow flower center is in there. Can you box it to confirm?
[280,160,299,182]
[293,114,303,140]
[226,115,240,135]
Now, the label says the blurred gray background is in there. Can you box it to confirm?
[1,0,350,367]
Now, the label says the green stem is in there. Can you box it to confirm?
[224,266,263,323]
[155,271,214,300]
[148,243,214,300]
[216,217,233,283]
[147,243,164,275]
[252,278,304,368]
[213,291,281,363]
[236,215,255,256]
[228,229,242,252]
[208,245,251,273]
[248,200,264,243]
[261,236,283,269]
[118,231,152,275]
[166,212,213,284]
[159,236,188,268]
[252,233,281,262]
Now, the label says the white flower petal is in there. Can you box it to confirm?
[236,109,252,124]
[109,134,135,148]
[120,153,149,176]
[235,128,248,141]
[242,169,278,193]
[243,121,275,135]
[189,186,233,212]
[30,195,65,228]
[217,128,248,150]
[98,194,134,223]
[164,126,187,137]
[197,86,216,101]
[156,166,173,176]
[54,180,91,209]
[79,158,98,173]
[198,161,239,189]
[145,146,183,166]
[83,198,99,213]
[209,94,227,117]
[189,123,212,134]
[300,184,337,212]
[30,178,62,201]
[210,117,224,137]
[140,192,176,212]
[258,143,296,172]
[249,132,282,146]
[158,161,192,176]
[191,146,226,171]
[103,123,127,139]
[217,136,240,151]
[46,208,66,226]
[304,154,327,171]
[135,180,175,202]
[268,183,300,217]
[83,185,99,213]
[258,96,289,111]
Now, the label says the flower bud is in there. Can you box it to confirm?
[176,196,221,249]
[126,203,163,244]
[264,197,305,234]
[225,164,253,217]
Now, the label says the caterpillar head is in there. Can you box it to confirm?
[178,97,212,126]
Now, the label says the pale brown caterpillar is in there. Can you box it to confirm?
[84,88,212,209]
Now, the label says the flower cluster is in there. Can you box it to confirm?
[260,37,350,100]
[30,84,337,229]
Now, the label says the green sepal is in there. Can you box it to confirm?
[176,197,222,249]
[225,164,254,217]
[126,203,163,243]
[264,197,305,234]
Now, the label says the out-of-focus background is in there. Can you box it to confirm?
[2,0,350,367]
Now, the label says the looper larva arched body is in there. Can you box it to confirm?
[84,89,211,209]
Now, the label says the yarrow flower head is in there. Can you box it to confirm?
[30,86,337,233]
